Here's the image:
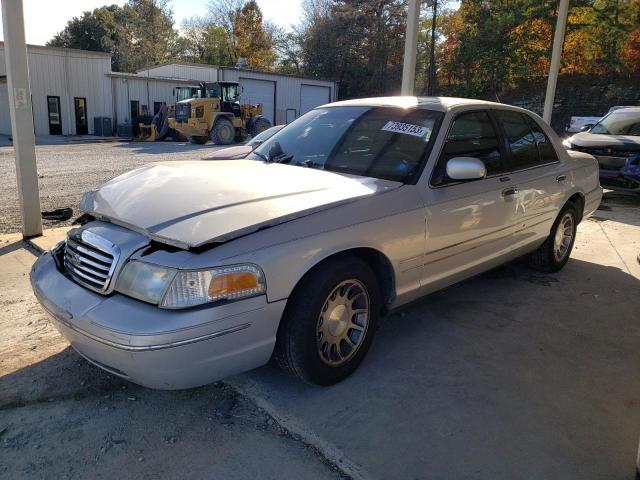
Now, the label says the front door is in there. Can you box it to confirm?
[47,96,62,135]
[421,109,521,293]
[74,97,88,135]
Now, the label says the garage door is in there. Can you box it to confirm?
[300,85,331,116]
[240,78,275,124]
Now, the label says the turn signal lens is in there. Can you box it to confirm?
[161,264,266,309]
[208,271,259,297]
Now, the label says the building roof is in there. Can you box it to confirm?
[0,41,112,58]
[107,72,202,84]
[137,61,337,84]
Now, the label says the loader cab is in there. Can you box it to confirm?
[200,82,241,117]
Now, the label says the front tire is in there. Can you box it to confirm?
[275,256,380,385]
[528,203,578,272]
[210,117,235,145]
[250,116,272,137]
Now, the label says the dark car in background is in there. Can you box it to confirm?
[564,107,640,193]
[204,125,286,160]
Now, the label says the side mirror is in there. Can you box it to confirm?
[580,124,593,132]
[446,157,487,181]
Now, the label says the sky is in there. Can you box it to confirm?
[0,0,304,46]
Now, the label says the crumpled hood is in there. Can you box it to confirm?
[80,160,401,248]
[570,132,640,151]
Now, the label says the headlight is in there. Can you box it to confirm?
[562,137,573,149]
[161,264,265,309]
[115,261,176,304]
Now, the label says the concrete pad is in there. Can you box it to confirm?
[27,226,72,252]
[229,212,640,480]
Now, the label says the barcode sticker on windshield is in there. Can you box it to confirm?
[381,121,430,138]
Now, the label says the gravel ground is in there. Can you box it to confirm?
[0,141,227,234]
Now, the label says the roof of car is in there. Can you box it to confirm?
[327,96,506,112]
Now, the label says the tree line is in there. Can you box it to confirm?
[48,0,640,101]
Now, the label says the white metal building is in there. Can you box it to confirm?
[137,62,338,126]
[0,43,112,136]
[0,43,338,137]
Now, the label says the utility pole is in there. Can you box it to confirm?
[427,0,438,96]
[401,0,421,95]
[543,0,570,124]
[1,0,42,237]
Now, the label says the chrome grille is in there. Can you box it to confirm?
[64,230,120,293]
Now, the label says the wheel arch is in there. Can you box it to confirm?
[566,191,585,223]
[289,247,396,313]
[209,112,235,130]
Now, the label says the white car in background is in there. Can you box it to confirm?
[31,97,602,389]
[567,115,602,133]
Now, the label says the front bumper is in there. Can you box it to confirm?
[30,251,286,389]
[167,118,208,139]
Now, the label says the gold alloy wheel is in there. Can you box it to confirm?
[316,279,370,366]
[553,212,574,262]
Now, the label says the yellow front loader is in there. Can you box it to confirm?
[168,82,272,145]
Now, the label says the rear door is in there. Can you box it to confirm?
[493,109,565,247]
[421,109,522,291]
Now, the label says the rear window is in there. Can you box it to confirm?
[497,110,541,171]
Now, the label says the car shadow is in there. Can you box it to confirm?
[113,140,224,155]
[230,257,640,479]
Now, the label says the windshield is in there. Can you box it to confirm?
[590,109,640,136]
[248,106,442,182]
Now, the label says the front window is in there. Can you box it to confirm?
[590,109,640,136]
[221,84,239,102]
[248,106,442,182]
[431,111,505,186]
[205,83,221,99]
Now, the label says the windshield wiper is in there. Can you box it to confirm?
[269,153,295,164]
[253,150,269,162]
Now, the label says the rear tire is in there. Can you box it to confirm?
[188,136,207,145]
[528,203,578,273]
[250,117,271,137]
[275,256,380,385]
[210,117,235,145]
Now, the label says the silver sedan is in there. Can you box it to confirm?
[31,97,602,389]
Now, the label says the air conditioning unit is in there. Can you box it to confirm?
[117,123,133,138]
[94,117,113,136]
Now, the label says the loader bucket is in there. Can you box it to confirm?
[138,123,157,142]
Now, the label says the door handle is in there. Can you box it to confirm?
[556,174,567,182]
[501,187,519,197]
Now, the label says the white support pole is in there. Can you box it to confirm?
[401,0,421,96]
[543,0,570,124]
[1,0,42,237]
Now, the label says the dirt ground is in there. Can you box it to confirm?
[0,238,344,480]
[0,141,225,233]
